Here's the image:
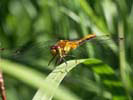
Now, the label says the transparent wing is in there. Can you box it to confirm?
[0,39,58,67]
[66,35,118,60]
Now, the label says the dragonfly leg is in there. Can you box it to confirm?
[54,56,66,67]
[54,57,68,73]
[48,54,57,66]
[58,57,63,65]
[53,58,65,73]
[62,57,67,66]
[54,57,63,67]
[54,56,60,66]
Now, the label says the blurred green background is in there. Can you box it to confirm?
[0,0,133,100]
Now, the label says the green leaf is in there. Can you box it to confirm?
[0,59,83,100]
[83,59,128,100]
[33,59,85,100]
[33,58,128,100]
[0,58,128,100]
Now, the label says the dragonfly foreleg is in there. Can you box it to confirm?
[62,57,67,66]
[54,56,59,66]
[48,54,57,66]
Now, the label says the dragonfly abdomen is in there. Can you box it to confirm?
[77,34,96,45]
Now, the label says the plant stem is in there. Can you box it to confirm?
[0,46,6,100]
[0,71,6,100]
[118,21,131,100]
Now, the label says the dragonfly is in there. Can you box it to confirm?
[0,33,113,66]
[48,34,96,65]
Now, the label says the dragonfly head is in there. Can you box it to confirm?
[50,45,60,55]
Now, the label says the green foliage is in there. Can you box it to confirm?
[0,0,133,100]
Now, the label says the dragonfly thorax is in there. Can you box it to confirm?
[50,40,79,58]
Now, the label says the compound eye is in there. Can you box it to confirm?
[50,49,56,55]
[50,45,60,50]
[50,46,57,55]
[56,46,60,49]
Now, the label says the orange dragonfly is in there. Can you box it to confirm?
[0,34,110,66]
[48,34,96,65]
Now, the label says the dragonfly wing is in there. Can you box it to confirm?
[67,35,118,59]
[0,39,58,63]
